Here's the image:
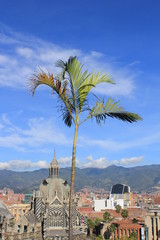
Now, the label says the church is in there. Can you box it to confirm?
[2,154,87,240]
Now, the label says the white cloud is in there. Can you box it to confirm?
[0,24,138,97]
[57,156,81,168]
[0,162,10,169]
[79,127,160,151]
[58,156,72,165]
[81,52,137,96]
[1,113,159,154]
[76,155,143,168]
[16,47,34,58]
[0,155,144,170]
[0,160,48,170]
[120,156,144,165]
[0,123,4,130]
[78,155,118,169]
[0,114,71,151]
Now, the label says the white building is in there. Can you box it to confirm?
[110,183,131,207]
[94,197,124,212]
[94,184,131,212]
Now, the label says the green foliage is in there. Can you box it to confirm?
[95,218,101,226]
[103,211,113,222]
[87,217,102,229]
[109,223,116,233]
[120,237,129,240]
[132,218,138,223]
[121,209,128,219]
[28,57,142,128]
[129,231,138,240]
[87,218,95,228]
[115,204,122,213]
[96,235,103,240]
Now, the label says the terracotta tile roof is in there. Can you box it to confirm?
[113,219,142,228]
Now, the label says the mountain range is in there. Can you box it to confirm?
[0,164,160,193]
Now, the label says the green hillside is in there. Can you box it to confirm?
[0,164,160,193]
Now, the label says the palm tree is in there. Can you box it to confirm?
[87,218,95,237]
[28,56,142,239]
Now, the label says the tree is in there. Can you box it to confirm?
[28,56,142,239]
[87,218,95,237]
[121,209,128,219]
[132,218,138,223]
[95,218,101,226]
[115,204,122,213]
[103,211,113,222]
[109,223,116,239]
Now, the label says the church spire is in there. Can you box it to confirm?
[49,150,60,178]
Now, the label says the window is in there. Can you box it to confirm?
[24,225,27,232]
[17,225,20,233]
[105,200,107,207]
[152,217,154,237]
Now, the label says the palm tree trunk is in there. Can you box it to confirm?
[69,124,78,240]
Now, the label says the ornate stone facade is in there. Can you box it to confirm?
[2,153,87,239]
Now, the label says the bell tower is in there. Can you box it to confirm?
[49,150,60,178]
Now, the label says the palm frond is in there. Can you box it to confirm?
[27,69,55,95]
[83,98,142,125]
[56,57,83,116]
[80,71,114,91]
[62,108,73,127]
[56,57,115,115]
[56,56,77,80]
[27,69,76,126]
[77,72,114,113]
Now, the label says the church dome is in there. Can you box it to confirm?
[39,152,70,204]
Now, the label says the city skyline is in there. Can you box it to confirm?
[0,1,160,170]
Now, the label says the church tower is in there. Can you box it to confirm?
[6,150,87,240]
[49,150,60,178]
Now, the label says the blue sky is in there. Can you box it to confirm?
[0,0,160,170]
